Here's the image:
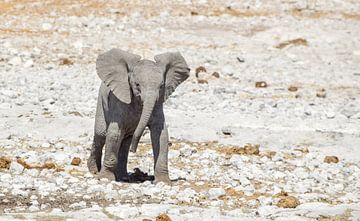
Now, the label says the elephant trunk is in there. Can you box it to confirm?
[130,93,157,153]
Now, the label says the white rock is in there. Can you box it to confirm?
[11,188,29,197]
[88,184,103,193]
[239,176,251,186]
[73,40,83,49]
[208,188,225,200]
[68,177,79,183]
[8,57,22,66]
[23,59,34,68]
[41,142,51,148]
[42,23,52,30]
[28,205,39,212]
[177,188,196,203]
[9,162,24,174]
[106,206,140,219]
[1,174,12,183]
[180,145,197,157]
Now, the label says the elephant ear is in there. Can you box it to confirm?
[154,52,190,101]
[96,49,141,104]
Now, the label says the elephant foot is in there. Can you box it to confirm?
[153,175,171,185]
[87,157,99,174]
[117,174,131,182]
[97,167,115,181]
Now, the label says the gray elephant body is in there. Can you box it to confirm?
[87,49,190,183]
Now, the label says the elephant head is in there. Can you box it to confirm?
[96,49,190,153]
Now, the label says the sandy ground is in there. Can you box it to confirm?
[0,0,360,220]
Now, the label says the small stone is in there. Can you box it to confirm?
[156,214,172,221]
[316,88,326,98]
[221,127,233,136]
[42,23,52,30]
[255,81,267,88]
[195,66,207,77]
[28,205,39,212]
[73,40,83,49]
[23,59,34,68]
[9,161,24,174]
[8,57,22,66]
[236,57,245,62]
[208,188,225,200]
[212,72,220,78]
[59,58,74,65]
[71,157,81,166]
[0,156,11,169]
[276,196,300,208]
[197,79,208,84]
[41,143,51,148]
[288,86,298,92]
[324,156,339,164]
[44,161,56,169]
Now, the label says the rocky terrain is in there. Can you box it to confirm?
[0,0,360,220]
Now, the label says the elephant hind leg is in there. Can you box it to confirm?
[97,122,124,181]
[87,134,105,174]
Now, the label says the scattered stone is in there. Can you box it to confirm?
[68,111,83,117]
[316,88,326,98]
[236,57,245,62]
[243,144,260,155]
[212,72,220,78]
[0,156,11,169]
[324,156,339,164]
[288,86,298,92]
[71,157,81,166]
[276,196,300,208]
[197,79,208,84]
[44,160,56,169]
[221,144,260,155]
[255,81,267,88]
[9,161,24,174]
[208,188,226,200]
[41,23,52,30]
[156,214,172,221]
[59,58,74,65]
[8,57,22,66]
[275,38,308,49]
[221,127,233,136]
[195,66,207,78]
[41,142,51,148]
[23,59,34,68]
[16,158,57,170]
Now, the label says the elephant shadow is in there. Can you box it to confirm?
[115,168,186,183]
[116,168,154,183]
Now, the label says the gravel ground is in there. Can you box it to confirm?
[0,0,360,220]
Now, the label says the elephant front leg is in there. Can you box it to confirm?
[150,121,171,184]
[115,136,132,182]
[98,123,123,181]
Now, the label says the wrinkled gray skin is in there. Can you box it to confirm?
[87,49,190,184]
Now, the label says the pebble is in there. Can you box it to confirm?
[23,59,34,68]
[208,188,225,200]
[42,23,53,30]
[9,162,24,174]
[8,57,22,66]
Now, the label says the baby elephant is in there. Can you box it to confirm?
[87,49,190,184]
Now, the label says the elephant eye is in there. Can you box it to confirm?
[135,83,140,88]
